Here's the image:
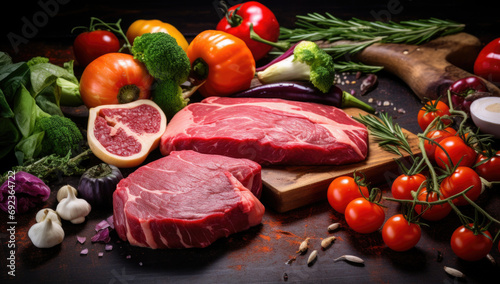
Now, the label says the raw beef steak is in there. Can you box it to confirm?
[160,97,369,166]
[113,150,264,249]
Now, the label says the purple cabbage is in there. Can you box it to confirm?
[0,171,51,214]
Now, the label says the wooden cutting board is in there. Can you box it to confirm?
[260,108,421,213]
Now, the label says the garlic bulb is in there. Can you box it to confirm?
[56,185,91,224]
[35,208,62,226]
[57,185,78,202]
[28,218,65,248]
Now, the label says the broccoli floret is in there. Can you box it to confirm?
[256,41,336,93]
[151,79,189,119]
[131,32,191,85]
[34,115,84,157]
[26,56,49,67]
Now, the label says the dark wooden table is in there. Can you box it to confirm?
[1,1,499,283]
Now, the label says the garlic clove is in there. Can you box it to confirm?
[28,218,65,248]
[56,185,91,224]
[57,185,78,202]
[35,208,62,226]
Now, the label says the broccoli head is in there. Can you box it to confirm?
[131,32,191,85]
[151,79,189,119]
[34,115,84,157]
[256,41,336,93]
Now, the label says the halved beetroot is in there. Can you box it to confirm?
[87,100,167,168]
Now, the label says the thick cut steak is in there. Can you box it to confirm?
[113,150,264,249]
[160,97,368,165]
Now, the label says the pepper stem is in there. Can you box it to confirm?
[341,91,375,113]
[191,58,209,83]
[249,24,291,51]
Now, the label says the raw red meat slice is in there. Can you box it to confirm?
[87,100,167,168]
[113,150,264,249]
[160,97,368,166]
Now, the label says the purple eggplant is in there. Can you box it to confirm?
[231,81,375,113]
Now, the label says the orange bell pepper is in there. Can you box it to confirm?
[126,19,188,51]
[186,30,255,97]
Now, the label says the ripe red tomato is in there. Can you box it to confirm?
[417,100,452,131]
[327,176,369,214]
[79,53,153,108]
[423,127,456,161]
[450,224,493,261]
[382,214,421,251]
[73,30,121,67]
[391,173,426,200]
[440,166,482,206]
[475,150,500,182]
[414,189,452,221]
[345,197,385,234]
[434,136,477,169]
[216,1,280,61]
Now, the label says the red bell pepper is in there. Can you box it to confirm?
[448,76,489,114]
[474,37,500,86]
[216,1,280,61]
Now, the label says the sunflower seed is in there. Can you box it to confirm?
[327,223,341,232]
[321,236,336,250]
[444,266,465,278]
[307,250,318,266]
[297,237,310,254]
[334,255,364,264]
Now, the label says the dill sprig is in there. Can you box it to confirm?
[354,112,414,158]
[280,13,465,58]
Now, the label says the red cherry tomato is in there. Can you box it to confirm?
[391,173,426,200]
[79,53,153,108]
[417,100,452,131]
[475,150,500,182]
[73,30,121,67]
[216,1,280,61]
[382,214,421,251]
[440,166,482,206]
[345,197,385,234]
[414,188,452,221]
[327,176,369,214]
[450,224,493,261]
[473,37,500,86]
[434,136,477,169]
[423,127,456,161]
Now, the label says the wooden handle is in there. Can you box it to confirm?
[328,33,500,100]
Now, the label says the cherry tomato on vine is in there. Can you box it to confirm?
[73,30,120,67]
[450,224,493,261]
[382,214,421,251]
[440,166,482,206]
[417,100,452,131]
[414,189,452,221]
[216,1,280,61]
[475,150,500,182]
[423,127,456,161]
[327,176,369,214]
[391,173,426,200]
[79,53,153,108]
[434,136,477,169]
[345,197,385,234]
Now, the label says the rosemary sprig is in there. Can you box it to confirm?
[0,149,93,184]
[354,112,414,158]
[280,13,465,58]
